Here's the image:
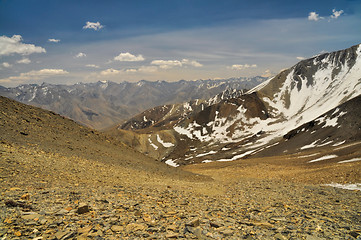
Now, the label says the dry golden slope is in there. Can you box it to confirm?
[0,96,209,186]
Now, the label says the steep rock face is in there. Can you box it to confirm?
[0,77,265,130]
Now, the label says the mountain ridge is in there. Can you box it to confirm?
[0,77,266,130]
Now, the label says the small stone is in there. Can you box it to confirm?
[64,206,73,211]
[40,218,47,225]
[125,223,146,233]
[21,213,41,220]
[78,226,92,234]
[166,232,179,238]
[14,231,21,237]
[167,224,178,231]
[55,209,69,215]
[193,227,204,239]
[349,231,360,238]
[20,193,30,200]
[134,210,142,217]
[77,205,90,214]
[221,229,233,236]
[305,235,325,240]
[274,233,287,240]
[185,218,200,227]
[210,220,223,228]
[4,218,12,224]
[111,225,124,232]
[270,217,287,222]
[54,230,68,239]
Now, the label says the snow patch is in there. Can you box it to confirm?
[338,158,361,164]
[148,137,158,150]
[308,155,338,163]
[216,150,256,162]
[300,140,319,150]
[202,160,213,163]
[165,159,179,167]
[296,153,320,158]
[196,151,217,157]
[324,183,361,191]
[156,134,175,148]
[332,140,346,147]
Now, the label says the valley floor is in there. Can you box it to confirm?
[0,142,360,240]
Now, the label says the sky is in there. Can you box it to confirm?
[0,0,360,87]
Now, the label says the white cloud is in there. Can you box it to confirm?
[2,62,12,68]
[151,59,202,69]
[114,52,145,62]
[296,56,306,60]
[0,69,68,83]
[126,66,158,73]
[17,58,31,64]
[48,38,60,43]
[100,68,121,75]
[86,64,99,68]
[308,12,323,21]
[331,9,344,19]
[75,52,86,58]
[0,35,46,56]
[151,60,182,69]
[181,59,203,67]
[83,21,104,31]
[229,64,257,70]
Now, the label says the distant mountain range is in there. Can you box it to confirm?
[109,43,361,166]
[0,77,266,130]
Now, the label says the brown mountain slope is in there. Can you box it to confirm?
[0,96,206,182]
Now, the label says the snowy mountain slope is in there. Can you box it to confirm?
[176,44,361,142]
[251,94,361,158]
[254,43,361,128]
[111,43,361,166]
[119,88,246,131]
[0,77,265,130]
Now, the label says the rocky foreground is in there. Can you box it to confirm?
[1,142,360,240]
[0,95,360,239]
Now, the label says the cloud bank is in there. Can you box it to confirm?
[114,52,145,62]
[0,35,46,56]
[229,64,257,70]
[0,69,69,83]
[151,59,202,69]
[17,58,31,64]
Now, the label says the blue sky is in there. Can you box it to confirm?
[0,0,360,86]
